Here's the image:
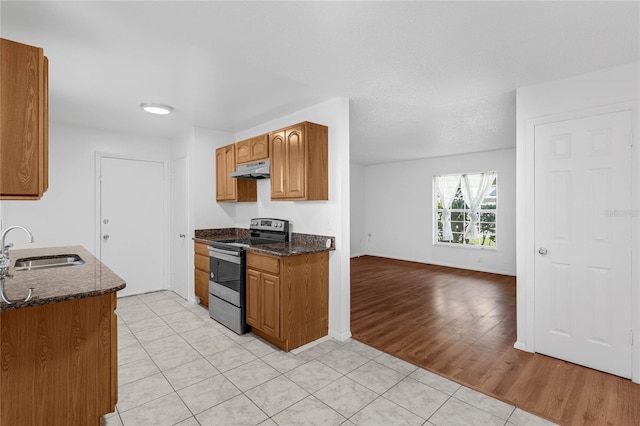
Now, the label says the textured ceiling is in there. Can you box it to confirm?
[2,1,638,165]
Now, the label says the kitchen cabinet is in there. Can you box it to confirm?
[215,144,257,202]
[194,241,209,307]
[0,38,49,200]
[246,250,329,351]
[236,134,269,164]
[0,293,117,425]
[269,121,328,201]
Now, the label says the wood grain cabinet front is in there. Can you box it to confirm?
[0,293,117,425]
[215,144,257,202]
[194,241,210,307]
[269,121,328,201]
[236,134,269,164]
[246,250,328,351]
[0,38,49,200]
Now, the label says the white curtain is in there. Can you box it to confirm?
[435,174,461,241]
[460,172,496,239]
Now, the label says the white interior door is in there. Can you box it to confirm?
[100,157,165,297]
[171,156,189,299]
[534,110,632,378]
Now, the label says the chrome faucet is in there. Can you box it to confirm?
[0,226,35,304]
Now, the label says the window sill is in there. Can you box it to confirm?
[433,242,498,251]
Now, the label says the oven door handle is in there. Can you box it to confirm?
[209,247,242,264]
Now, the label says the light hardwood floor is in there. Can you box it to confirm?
[350,255,640,426]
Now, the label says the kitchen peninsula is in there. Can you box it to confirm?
[0,245,125,426]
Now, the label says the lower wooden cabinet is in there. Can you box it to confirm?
[246,250,328,351]
[194,241,209,307]
[0,293,117,425]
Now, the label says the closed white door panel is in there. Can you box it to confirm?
[101,157,165,297]
[534,110,632,378]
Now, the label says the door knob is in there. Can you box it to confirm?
[179,234,186,238]
[103,234,110,241]
[538,247,548,255]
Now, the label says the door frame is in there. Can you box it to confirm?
[94,152,171,292]
[170,154,191,300]
[517,101,639,382]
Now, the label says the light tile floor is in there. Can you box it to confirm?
[105,290,557,426]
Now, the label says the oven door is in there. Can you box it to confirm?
[209,246,244,295]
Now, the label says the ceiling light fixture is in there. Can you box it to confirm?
[140,102,173,115]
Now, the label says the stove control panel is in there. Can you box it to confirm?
[250,218,289,233]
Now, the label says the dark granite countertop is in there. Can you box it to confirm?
[0,245,126,311]
[194,228,335,257]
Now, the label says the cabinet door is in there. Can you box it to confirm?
[260,272,280,339]
[216,144,257,202]
[0,39,47,199]
[236,139,251,164]
[270,130,287,199]
[224,145,236,200]
[42,56,49,193]
[246,269,261,327]
[250,135,269,161]
[285,126,306,199]
[215,147,226,201]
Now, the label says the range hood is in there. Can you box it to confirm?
[230,160,270,179]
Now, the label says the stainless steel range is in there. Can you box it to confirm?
[208,218,290,334]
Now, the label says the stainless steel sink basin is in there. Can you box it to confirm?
[14,254,85,271]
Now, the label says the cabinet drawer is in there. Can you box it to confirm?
[195,242,209,256]
[247,252,279,274]
[195,253,209,272]
[194,269,209,303]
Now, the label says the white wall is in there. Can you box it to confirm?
[515,62,639,380]
[227,97,352,341]
[350,163,366,257]
[0,123,171,255]
[364,148,516,276]
[170,129,196,301]
[170,127,235,303]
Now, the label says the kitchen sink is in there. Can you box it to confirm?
[14,254,85,271]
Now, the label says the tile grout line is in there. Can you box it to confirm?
[114,291,552,426]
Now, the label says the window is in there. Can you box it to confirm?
[434,172,497,247]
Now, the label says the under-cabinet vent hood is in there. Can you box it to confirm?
[230,160,270,179]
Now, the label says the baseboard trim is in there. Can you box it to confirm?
[361,252,516,277]
[329,329,352,342]
[513,341,532,353]
[290,335,333,354]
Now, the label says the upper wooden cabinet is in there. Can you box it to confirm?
[215,144,256,202]
[0,38,49,200]
[269,121,328,201]
[236,134,269,164]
